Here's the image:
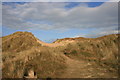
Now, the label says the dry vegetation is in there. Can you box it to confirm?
[2,32,66,78]
[2,31,119,78]
[58,34,119,72]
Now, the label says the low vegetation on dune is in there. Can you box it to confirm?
[2,32,41,52]
[2,32,66,78]
[58,34,119,70]
[2,47,66,78]
[2,31,119,78]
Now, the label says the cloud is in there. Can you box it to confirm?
[2,2,119,40]
[84,30,119,38]
[2,2,118,34]
[2,0,119,2]
[73,29,119,39]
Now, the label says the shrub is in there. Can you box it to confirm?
[80,52,91,57]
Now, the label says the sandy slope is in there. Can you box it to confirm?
[36,35,118,78]
[60,55,118,78]
[36,39,65,47]
[2,32,119,78]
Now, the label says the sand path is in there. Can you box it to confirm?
[60,56,118,78]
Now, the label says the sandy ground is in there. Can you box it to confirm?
[37,39,64,47]
[35,39,118,78]
[60,55,118,78]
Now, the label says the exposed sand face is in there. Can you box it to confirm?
[36,39,67,47]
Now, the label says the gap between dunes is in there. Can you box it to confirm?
[36,39,65,47]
